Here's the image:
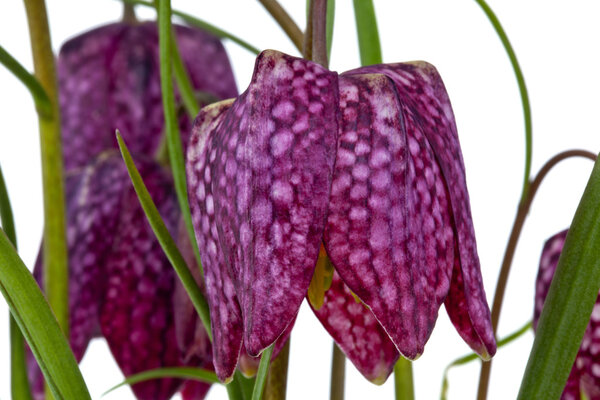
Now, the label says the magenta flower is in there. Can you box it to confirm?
[58,21,237,170]
[28,19,238,400]
[535,229,600,400]
[186,50,496,383]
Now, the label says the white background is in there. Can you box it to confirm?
[1,1,600,399]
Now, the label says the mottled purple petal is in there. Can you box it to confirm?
[344,62,495,357]
[99,155,184,400]
[311,267,399,383]
[58,22,237,170]
[181,380,212,400]
[187,99,243,382]
[238,319,295,377]
[187,50,339,362]
[324,73,454,359]
[534,230,584,400]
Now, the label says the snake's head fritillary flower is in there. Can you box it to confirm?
[534,229,600,400]
[186,49,496,383]
[28,152,209,400]
[58,21,237,170]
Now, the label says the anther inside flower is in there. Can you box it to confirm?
[186,50,496,383]
[535,230,600,400]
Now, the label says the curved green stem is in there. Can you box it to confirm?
[23,0,69,353]
[119,0,260,54]
[441,321,531,400]
[477,150,597,400]
[259,0,304,53]
[394,358,414,400]
[0,45,52,118]
[474,0,531,204]
[352,0,382,65]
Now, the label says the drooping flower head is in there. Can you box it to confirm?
[58,21,237,170]
[535,229,600,400]
[186,50,496,383]
[28,19,238,400]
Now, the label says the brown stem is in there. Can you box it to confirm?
[330,343,345,400]
[259,0,304,54]
[311,0,328,68]
[476,149,598,400]
[304,0,314,60]
[264,340,290,400]
[122,3,138,24]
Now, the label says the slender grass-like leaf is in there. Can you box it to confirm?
[102,367,219,397]
[0,229,90,399]
[171,36,200,119]
[352,0,382,65]
[441,321,532,400]
[0,45,52,118]
[326,0,335,60]
[518,156,600,399]
[116,132,212,340]
[156,0,209,286]
[474,0,531,203]
[119,0,260,55]
[251,344,274,400]
[0,165,33,400]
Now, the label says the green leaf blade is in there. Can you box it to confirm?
[0,230,90,400]
[116,131,212,341]
[103,367,219,397]
[352,0,382,66]
[518,155,600,399]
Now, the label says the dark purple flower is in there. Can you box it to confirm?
[186,50,496,383]
[28,19,238,400]
[535,229,600,400]
[58,21,237,170]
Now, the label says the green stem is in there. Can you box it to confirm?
[259,0,304,53]
[352,0,382,65]
[22,0,69,342]
[252,344,275,400]
[119,0,260,54]
[0,45,52,118]
[157,0,207,280]
[476,150,597,400]
[1,165,33,400]
[394,358,414,400]
[442,321,532,400]
[171,36,200,118]
[264,340,290,400]
[330,343,345,400]
[473,0,531,204]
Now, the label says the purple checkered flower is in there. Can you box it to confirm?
[186,50,496,383]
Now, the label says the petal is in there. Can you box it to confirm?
[180,380,212,400]
[99,155,184,400]
[311,268,399,383]
[28,153,132,398]
[345,62,495,357]
[58,22,237,170]
[323,73,454,358]
[238,319,295,378]
[534,230,586,400]
[187,50,339,359]
[187,99,243,382]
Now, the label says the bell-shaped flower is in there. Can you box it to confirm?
[534,229,600,400]
[58,20,237,170]
[28,152,199,400]
[186,49,496,383]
